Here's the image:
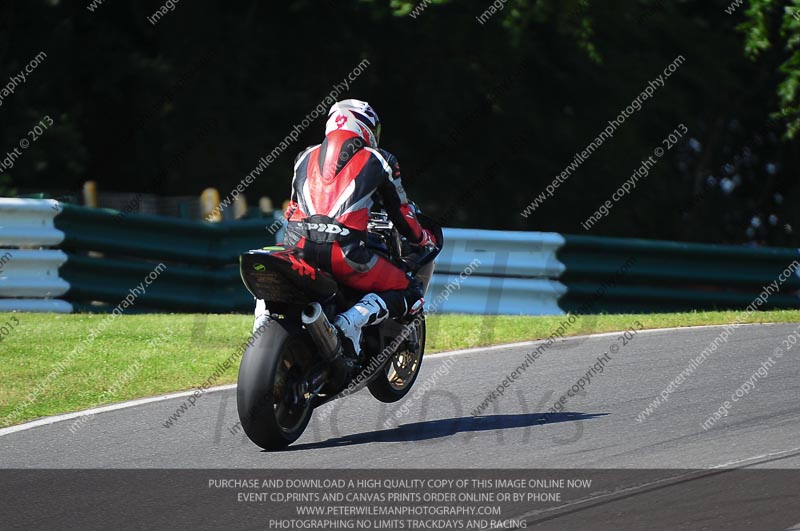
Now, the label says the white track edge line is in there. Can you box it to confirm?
[0,384,236,437]
[0,321,788,437]
[425,321,780,358]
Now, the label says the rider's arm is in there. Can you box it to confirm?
[285,146,315,221]
[374,149,432,246]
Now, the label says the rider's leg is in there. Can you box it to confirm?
[333,293,391,357]
[329,244,424,356]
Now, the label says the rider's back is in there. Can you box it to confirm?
[286,129,396,237]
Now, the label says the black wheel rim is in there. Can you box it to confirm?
[272,340,313,434]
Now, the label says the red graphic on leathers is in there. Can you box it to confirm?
[288,254,317,280]
[335,114,347,129]
[307,136,370,214]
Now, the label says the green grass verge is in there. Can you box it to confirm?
[1,310,798,428]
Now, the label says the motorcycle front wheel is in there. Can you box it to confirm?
[368,315,426,403]
[237,322,316,450]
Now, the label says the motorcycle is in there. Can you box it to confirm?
[236,208,443,450]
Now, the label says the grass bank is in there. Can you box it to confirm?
[1,310,798,427]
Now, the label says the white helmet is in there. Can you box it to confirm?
[325,99,381,148]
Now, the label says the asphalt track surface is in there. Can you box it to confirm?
[2,323,800,530]
[1,322,799,469]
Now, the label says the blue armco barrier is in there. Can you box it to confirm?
[2,199,799,315]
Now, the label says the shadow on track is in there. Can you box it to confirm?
[285,412,606,451]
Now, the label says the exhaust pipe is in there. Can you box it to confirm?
[302,303,341,359]
[302,303,348,387]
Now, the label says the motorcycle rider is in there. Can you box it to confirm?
[259,99,435,359]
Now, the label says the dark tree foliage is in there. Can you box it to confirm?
[0,0,797,245]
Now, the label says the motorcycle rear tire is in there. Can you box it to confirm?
[237,322,315,450]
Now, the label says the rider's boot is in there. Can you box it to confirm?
[333,293,389,359]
